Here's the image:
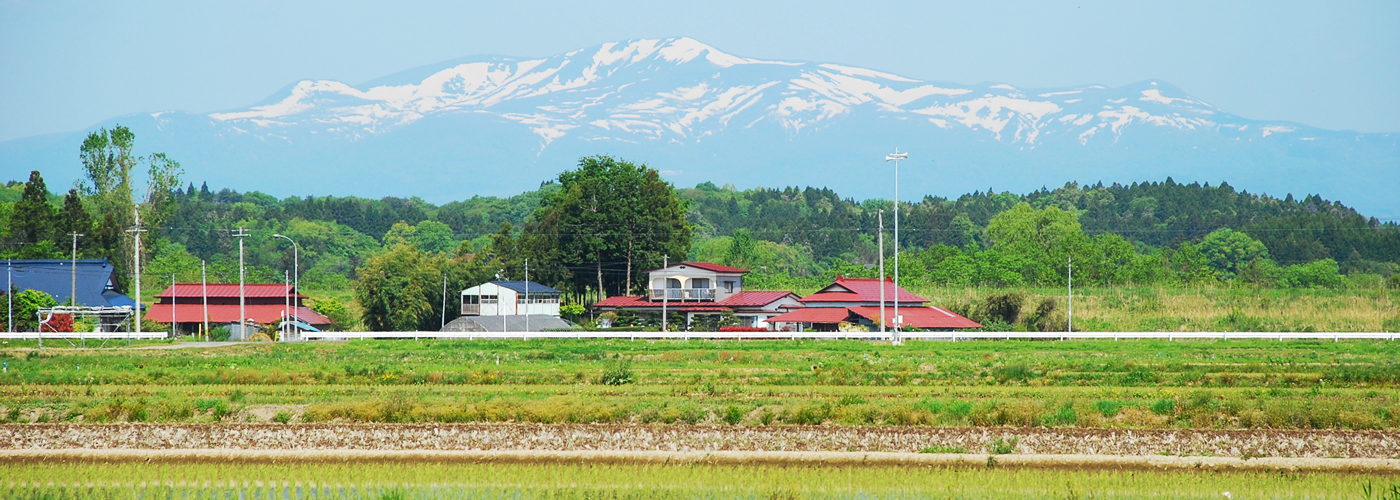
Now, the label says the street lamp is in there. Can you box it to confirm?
[272,234,300,339]
[885,148,908,345]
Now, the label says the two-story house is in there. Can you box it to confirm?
[593,262,802,329]
[766,276,982,331]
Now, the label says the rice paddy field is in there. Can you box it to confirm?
[3,338,1398,498]
[2,338,1398,430]
[3,459,1398,500]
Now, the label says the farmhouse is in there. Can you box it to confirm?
[3,258,135,308]
[144,283,331,337]
[460,281,562,317]
[593,262,803,328]
[766,276,981,331]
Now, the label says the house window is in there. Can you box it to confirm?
[724,281,735,293]
[692,278,711,289]
[464,295,480,305]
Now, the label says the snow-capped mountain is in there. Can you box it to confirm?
[3,37,1396,216]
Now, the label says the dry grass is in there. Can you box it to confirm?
[913,286,1400,332]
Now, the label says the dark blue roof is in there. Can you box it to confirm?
[4,259,134,307]
[490,280,562,294]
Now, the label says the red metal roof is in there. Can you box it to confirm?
[802,277,925,303]
[145,303,331,326]
[680,306,732,312]
[799,292,865,302]
[593,295,651,308]
[766,307,854,324]
[716,291,800,307]
[847,306,982,329]
[679,262,748,274]
[153,283,303,299]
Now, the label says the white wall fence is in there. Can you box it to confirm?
[0,332,169,340]
[0,331,1391,342]
[304,331,1399,341]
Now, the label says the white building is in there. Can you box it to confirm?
[460,281,562,317]
[594,262,803,329]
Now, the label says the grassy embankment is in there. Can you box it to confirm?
[2,460,1397,499]
[1,339,1397,428]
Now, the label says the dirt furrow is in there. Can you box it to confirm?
[1,424,1396,459]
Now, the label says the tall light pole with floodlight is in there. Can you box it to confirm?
[273,234,300,339]
[885,149,907,345]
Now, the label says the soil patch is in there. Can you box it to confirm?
[1,424,1396,459]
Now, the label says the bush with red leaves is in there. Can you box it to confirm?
[42,314,74,332]
[718,326,769,332]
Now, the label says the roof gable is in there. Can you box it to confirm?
[154,283,299,299]
[489,281,562,294]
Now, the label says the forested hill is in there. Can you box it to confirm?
[2,175,1396,290]
[680,179,1399,271]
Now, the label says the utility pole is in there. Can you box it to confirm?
[440,273,447,330]
[878,210,886,336]
[233,227,250,340]
[67,232,83,306]
[125,207,147,345]
[201,260,208,341]
[1067,255,1073,335]
[661,255,668,334]
[283,270,290,341]
[6,259,12,333]
[524,258,529,334]
[170,275,177,337]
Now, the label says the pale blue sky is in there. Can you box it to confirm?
[1,0,1397,142]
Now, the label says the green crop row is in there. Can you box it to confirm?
[4,383,1398,429]
[1,461,1395,499]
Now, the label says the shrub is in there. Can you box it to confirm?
[1150,399,1175,416]
[1020,298,1059,332]
[600,359,634,386]
[718,326,768,332]
[273,410,293,424]
[1093,400,1124,418]
[209,326,231,342]
[722,405,744,425]
[987,436,1019,454]
[977,293,1025,325]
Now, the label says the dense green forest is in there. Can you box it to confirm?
[4,169,1396,292]
[1,127,1397,330]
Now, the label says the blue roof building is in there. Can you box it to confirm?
[3,259,135,308]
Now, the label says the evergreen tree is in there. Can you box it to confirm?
[55,189,94,256]
[9,170,54,248]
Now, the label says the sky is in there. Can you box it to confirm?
[1,0,1397,142]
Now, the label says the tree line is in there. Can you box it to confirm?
[1,125,1396,331]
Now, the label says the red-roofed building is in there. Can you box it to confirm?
[766,275,980,332]
[145,283,332,336]
[592,262,801,328]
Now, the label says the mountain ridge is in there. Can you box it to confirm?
[1,37,1394,216]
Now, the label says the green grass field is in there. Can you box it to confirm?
[3,460,1396,499]
[2,339,1397,428]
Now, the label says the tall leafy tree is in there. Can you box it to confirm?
[78,125,182,290]
[525,156,691,297]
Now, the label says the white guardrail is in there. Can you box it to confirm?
[0,332,169,340]
[303,331,1399,341]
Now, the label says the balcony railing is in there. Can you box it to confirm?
[461,304,481,315]
[649,288,716,301]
